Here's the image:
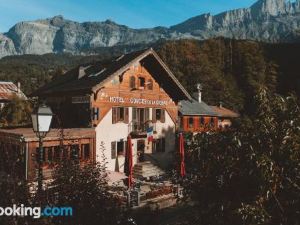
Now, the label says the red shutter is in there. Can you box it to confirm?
[152,108,156,123]
[184,117,188,131]
[145,108,150,121]
[161,109,166,123]
[112,108,117,124]
[125,108,129,123]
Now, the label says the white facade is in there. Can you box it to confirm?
[95,107,176,172]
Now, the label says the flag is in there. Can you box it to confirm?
[147,126,154,142]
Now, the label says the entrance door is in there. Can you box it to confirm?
[137,140,145,162]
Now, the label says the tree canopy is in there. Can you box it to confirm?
[0,94,32,127]
[181,88,300,225]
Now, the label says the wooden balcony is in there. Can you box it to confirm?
[129,120,156,138]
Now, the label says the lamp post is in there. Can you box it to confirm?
[31,104,53,193]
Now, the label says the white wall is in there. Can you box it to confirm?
[95,107,176,172]
[151,110,176,169]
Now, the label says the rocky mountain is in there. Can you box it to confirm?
[1,0,300,58]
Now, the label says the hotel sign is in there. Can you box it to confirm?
[109,96,169,106]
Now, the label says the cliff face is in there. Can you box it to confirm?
[171,0,300,41]
[0,33,16,58]
[1,0,300,58]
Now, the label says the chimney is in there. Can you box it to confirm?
[219,101,223,108]
[17,82,21,93]
[196,83,202,103]
[193,83,203,102]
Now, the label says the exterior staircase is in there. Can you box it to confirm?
[133,161,165,179]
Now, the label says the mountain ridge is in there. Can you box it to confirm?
[1,0,300,58]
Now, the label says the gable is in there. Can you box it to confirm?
[33,48,191,102]
[91,62,179,125]
[96,61,177,103]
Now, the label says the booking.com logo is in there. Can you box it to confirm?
[0,204,73,219]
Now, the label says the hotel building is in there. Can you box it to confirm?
[32,48,192,173]
[0,48,238,181]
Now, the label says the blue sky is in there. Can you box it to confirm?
[0,0,257,32]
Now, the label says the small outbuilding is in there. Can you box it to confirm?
[0,128,95,182]
[0,81,27,109]
[210,104,240,129]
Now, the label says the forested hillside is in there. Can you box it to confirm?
[0,38,299,114]
[0,52,124,95]
[157,39,300,113]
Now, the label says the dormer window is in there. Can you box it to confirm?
[138,77,145,89]
[130,76,136,89]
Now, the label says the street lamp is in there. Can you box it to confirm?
[31,104,53,193]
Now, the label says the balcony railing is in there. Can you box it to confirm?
[129,120,156,136]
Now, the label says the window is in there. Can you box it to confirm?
[92,107,99,121]
[117,141,126,156]
[62,147,69,160]
[46,147,53,162]
[54,146,61,161]
[188,117,194,128]
[132,108,150,131]
[81,144,90,160]
[112,107,129,124]
[111,142,116,159]
[210,117,215,127]
[147,79,153,90]
[138,77,145,89]
[130,76,136,89]
[70,145,79,160]
[153,138,165,152]
[119,107,125,121]
[153,108,165,123]
[132,107,137,122]
[200,117,205,126]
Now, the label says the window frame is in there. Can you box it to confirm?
[147,79,153,90]
[70,145,80,161]
[116,140,127,156]
[138,76,146,89]
[188,117,194,129]
[210,117,215,127]
[200,117,205,127]
[81,144,90,160]
[153,108,165,123]
[46,147,53,163]
[112,107,129,124]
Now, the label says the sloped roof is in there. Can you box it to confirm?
[0,128,95,142]
[0,82,27,101]
[210,106,240,118]
[179,99,219,116]
[32,48,191,101]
